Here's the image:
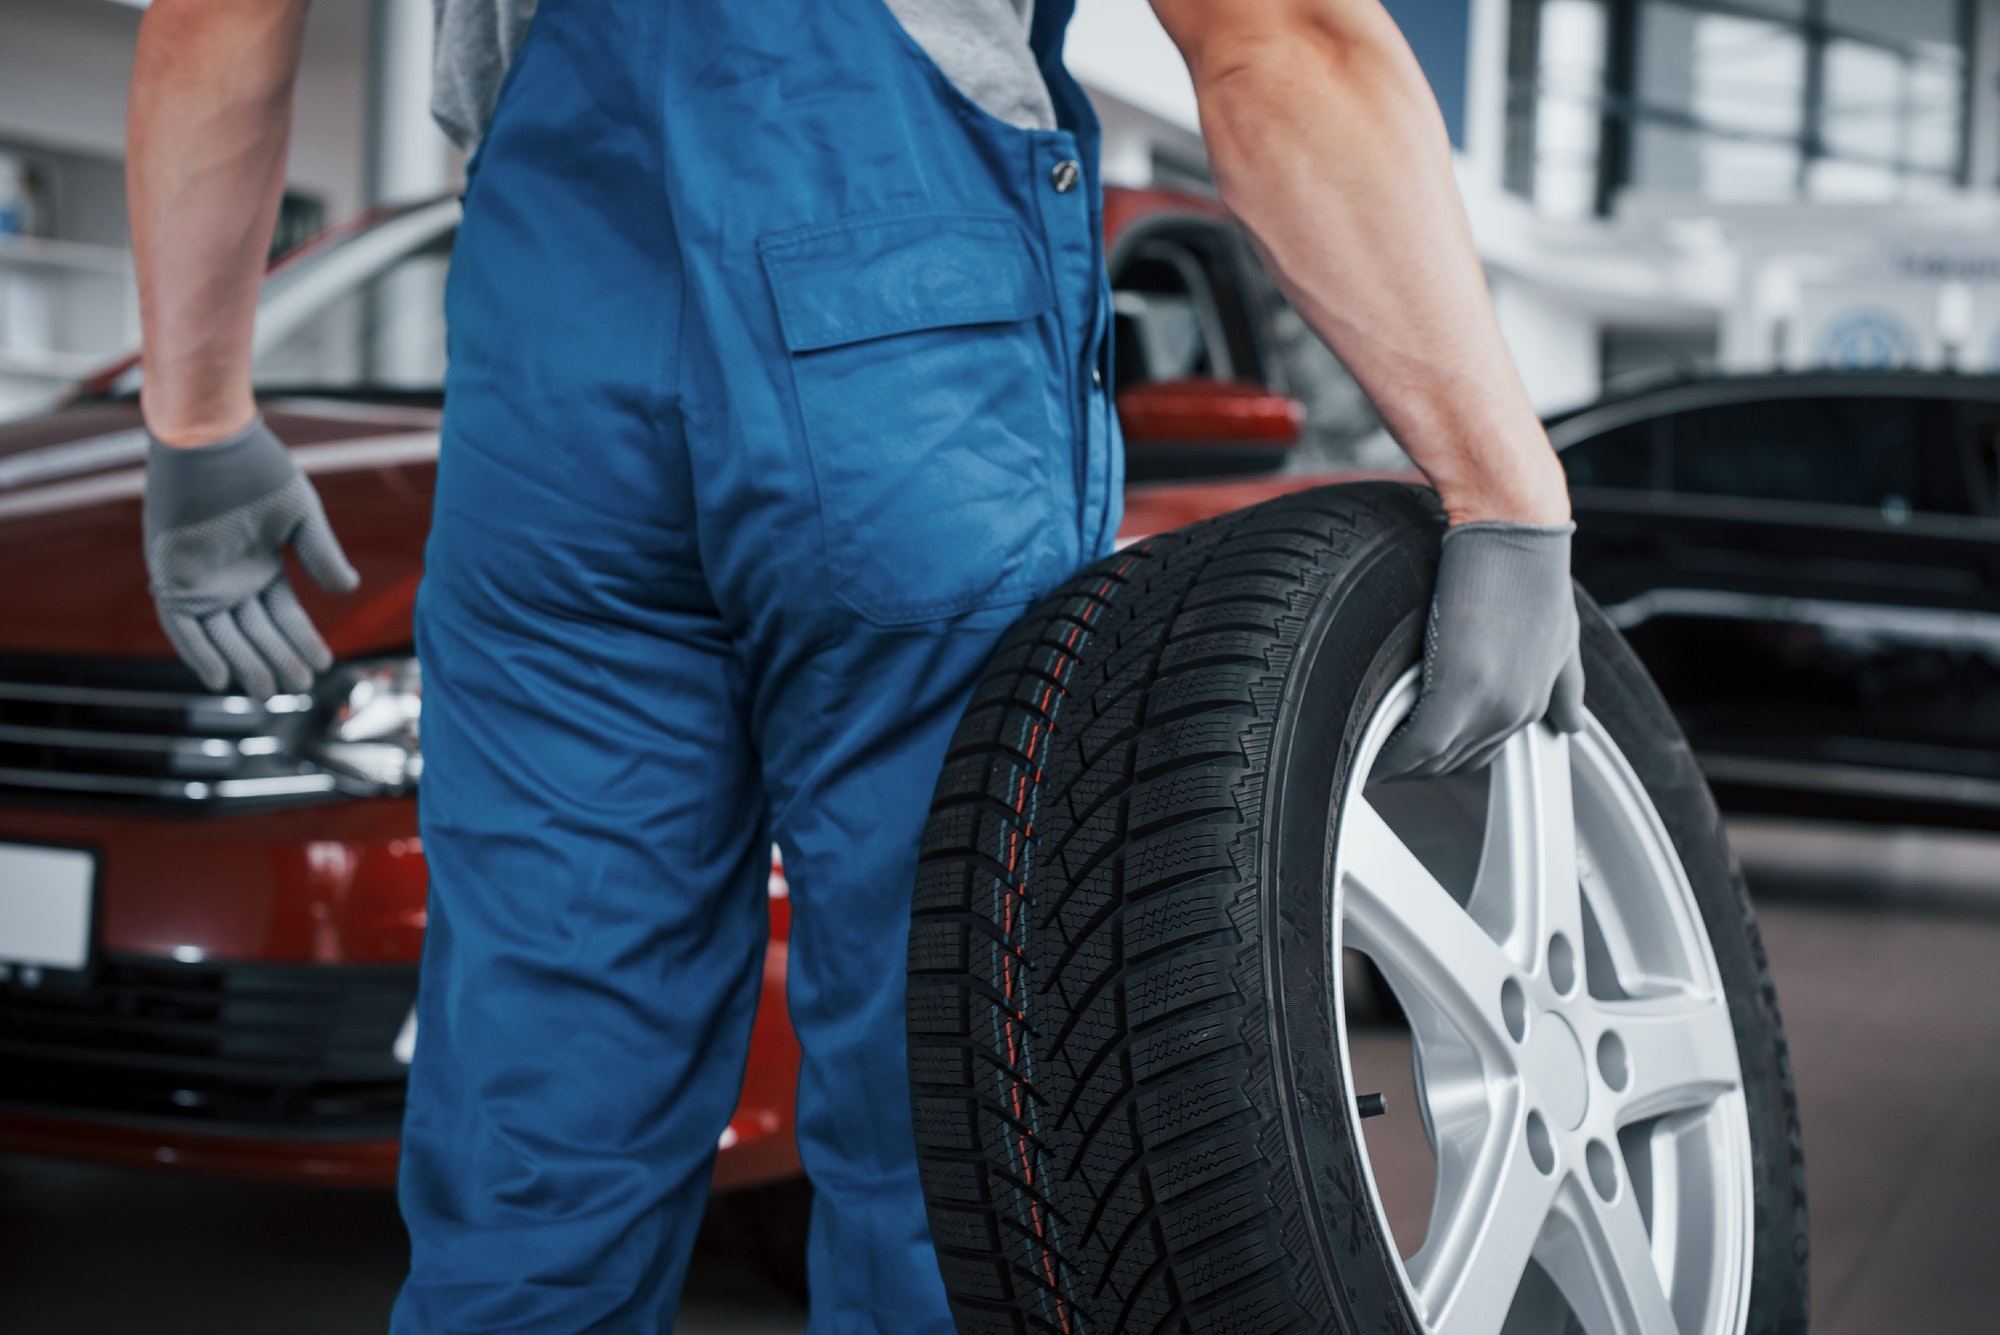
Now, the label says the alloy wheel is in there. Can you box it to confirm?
[1335,669,1756,1335]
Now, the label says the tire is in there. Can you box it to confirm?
[907,482,1808,1335]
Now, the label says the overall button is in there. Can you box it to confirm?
[1050,159,1081,193]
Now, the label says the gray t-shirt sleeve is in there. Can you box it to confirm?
[430,0,540,155]
[881,0,1056,133]
[430,0,1054,155]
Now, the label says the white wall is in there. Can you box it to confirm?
[288,1,376,223]
[1459,0,1514,189]
[0,0,142,158]
[0,0,372,228]
[1491,275,1602,412]
[369,0,456,203]
[1969,0,2000,192]
[1066,0,1198,134]
[0,0,376,421]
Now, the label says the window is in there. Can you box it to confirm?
[1110,229,1258,390]
[270,190,327,261]
[1969,415,2000,514]
[1560,417,1656,488]
[1560,394,1991,516]
[1264,299,1392,467]
[252,233,452,396]
[1110,220,1390,469]
[1601,324,1720,391]
[1668,398,1923,508]
[1506,0,1971,213]
[1510,0,1612,216]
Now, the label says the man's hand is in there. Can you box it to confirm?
[1152,0,1582,773]
[127,1,348,695]
[145,418,359,697]
[1374,523,1584,780]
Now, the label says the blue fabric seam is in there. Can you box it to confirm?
[760,212,1051,353]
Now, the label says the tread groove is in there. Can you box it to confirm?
[907,483,1591,1335]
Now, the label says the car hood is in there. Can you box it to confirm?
[0,398,437,663]
[0,397,1412,665]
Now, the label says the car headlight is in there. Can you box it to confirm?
[303,657,422,794]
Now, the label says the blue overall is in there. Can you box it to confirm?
[393,0,1121,1329]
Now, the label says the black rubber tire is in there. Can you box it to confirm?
[907,482,1808,1335]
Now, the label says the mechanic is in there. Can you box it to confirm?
[127,0,1582,1328]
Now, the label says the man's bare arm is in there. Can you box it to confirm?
[1153,0,1582,776]
[128,0,357,698]
[1150,0,1567,527]
[129,0,312,446]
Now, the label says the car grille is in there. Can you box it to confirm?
[0,657,337,804]
[0,957,417,1134]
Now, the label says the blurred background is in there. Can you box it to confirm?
[10,0,2000,422]
[1,0,1997,1330]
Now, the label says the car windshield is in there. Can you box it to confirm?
[250,231,452,397]
[1562,391,2000,518]
[93,206,455,402]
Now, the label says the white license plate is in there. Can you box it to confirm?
[0,843,94,971]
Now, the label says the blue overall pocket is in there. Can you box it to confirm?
[760,211,1072,626]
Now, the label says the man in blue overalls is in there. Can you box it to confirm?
[129,0,1582,1328]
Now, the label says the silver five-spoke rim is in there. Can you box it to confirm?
[1332,668,1755,1335]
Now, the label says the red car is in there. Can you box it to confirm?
[0,188,1352,1195]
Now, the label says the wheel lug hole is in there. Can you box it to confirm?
[1547,933,1577,996]
[1501,978,1528,1043]
[1525,1110,1556,1175]
[1596,1031,1629,1091]
[1586,1139,1619,1202]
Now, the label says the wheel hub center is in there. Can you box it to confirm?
[1524,1013,1589,1129]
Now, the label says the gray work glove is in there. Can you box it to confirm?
[143,416,360,698]
[1373,521,1585,781]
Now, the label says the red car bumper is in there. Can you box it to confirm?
[0,799,802,1191]
[0,471,1379,1192]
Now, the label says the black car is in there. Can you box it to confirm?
[1554,372,2000,837]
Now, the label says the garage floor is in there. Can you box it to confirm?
[1,889,1996,1333]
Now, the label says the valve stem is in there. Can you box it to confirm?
[1357,1092,1388,1119]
